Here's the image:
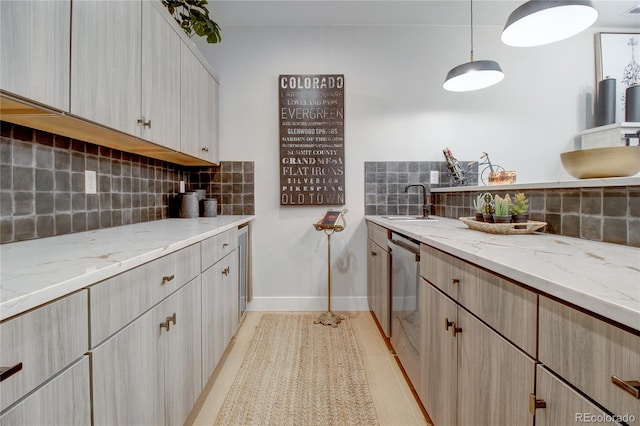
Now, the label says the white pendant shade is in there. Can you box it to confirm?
[443,60,504,92]
[502,1,598,47]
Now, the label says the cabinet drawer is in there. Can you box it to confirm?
[367,221,389,251]
[0,356,91,426]
[539,296,640,420]
[535,365,617,426]
[89,243,200,347]
[420,244,468,300]
[459,267,537,357]
[201,228,238,271]
[0,291,88,411]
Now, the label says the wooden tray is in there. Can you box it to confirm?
[459,217,547,235]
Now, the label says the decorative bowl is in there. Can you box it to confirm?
[560,146,640,179]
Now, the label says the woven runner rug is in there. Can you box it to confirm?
[214,313,380,426]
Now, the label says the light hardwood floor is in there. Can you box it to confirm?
[189,311,430,426]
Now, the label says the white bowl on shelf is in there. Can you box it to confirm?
[560,146,640,179]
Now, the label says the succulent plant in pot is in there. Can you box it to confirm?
[473,193,490,221]
[510,192,529,224]
[482,192,495,223]
[493,194,512,223]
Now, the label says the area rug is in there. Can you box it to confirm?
[214,313,380,426]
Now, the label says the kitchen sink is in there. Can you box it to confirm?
[382,216,438,221]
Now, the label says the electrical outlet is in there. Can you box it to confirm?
[85,170,97,194]
[430,171,439,184]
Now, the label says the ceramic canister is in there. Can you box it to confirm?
[203,198,218,217]
[626,85,640,122]
[180,192,199,218]
[595,77,616,126]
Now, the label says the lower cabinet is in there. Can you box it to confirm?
[92,277,202,426]
[0,357,90,426]
[201,247,239,385]
[534,365,618,426]
[420,279,536,426]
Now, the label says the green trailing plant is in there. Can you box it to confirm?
[493,194,511,216]
[510,192,529,215]
[162,0,222,44]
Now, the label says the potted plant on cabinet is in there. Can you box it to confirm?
[493,194,512,223]
[510,192,529,226]
[482,192,495,223]
[473,193,490,221]
[162,0,222,43]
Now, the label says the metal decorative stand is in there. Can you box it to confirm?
[313,209,348,327]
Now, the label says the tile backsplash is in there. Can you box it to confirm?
[0,122,254,244]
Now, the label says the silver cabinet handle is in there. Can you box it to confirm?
[0,363,23,382]
[161,275,175,284]
[611,376,640,399]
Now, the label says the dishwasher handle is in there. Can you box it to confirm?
[388,238,420,261]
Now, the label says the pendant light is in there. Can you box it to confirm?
[443,0,504,92]
[501,1,598,47]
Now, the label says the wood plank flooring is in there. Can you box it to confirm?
[189,311,429,426]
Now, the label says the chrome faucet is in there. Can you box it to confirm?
[405,184,430,218]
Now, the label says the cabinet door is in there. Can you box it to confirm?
[164,278,202,426]
[141,1,181,150]
[71,0,142,136]
[420,280,457,426]
[223,249,240,345]
[181,43,218,162]
[92,303,165,426]
[0,357,90,426]
[0,0,70,111]
[457,307,535,426]
[535,365,617,426]
[201,260,227,384]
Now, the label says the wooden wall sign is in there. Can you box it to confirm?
[279,74,345,206]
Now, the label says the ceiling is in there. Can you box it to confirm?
[209,1,640,29]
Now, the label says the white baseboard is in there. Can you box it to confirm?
[247,296,369,312]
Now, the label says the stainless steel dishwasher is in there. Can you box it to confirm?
[388,233,421,388]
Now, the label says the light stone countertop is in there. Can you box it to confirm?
[0,216,254,321]
[366,216,640,332]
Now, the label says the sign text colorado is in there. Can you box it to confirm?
[279,74,345,206]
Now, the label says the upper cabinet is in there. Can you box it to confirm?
[1,0,217,166]
[0,0,71,111]
[181,43,219,163]
[71,0,142,136]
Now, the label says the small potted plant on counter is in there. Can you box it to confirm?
[493,194,512,223]
[483,192,495,223]
[473,193,489,221]
[510,193,529,226]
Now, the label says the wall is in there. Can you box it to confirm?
[196,24,635,311]
[0,122,254,243]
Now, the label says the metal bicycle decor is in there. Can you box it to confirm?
[313,209,348,327]
[443,148,505,186]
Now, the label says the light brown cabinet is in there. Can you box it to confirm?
[366,222,391,337]
[537,296,640,423]
[0,0,70,111]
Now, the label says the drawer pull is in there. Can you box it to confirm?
[529,393,546,414]
[611,376,640,399]
[160,320,170,331]
[223,243,229,248]
[371,251,377,257]
[222,266,230,276]
[445,318,454,331]
[452,324,462,337]
[452,278,460,285]
[0,363,23,382]
[167,313,177,326]
[161,275,175,284]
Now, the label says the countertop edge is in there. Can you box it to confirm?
[366,216,640,332]
[0,216,254,321]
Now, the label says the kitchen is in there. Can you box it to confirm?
[1,0,639,425]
